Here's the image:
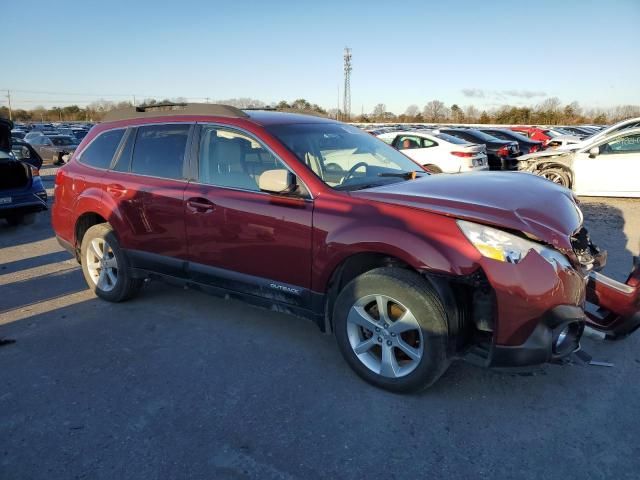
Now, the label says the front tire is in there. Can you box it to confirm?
[80,223,142,302]
[333,268,450,392]
[540,168,572,188]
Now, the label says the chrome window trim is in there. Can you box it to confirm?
[194,122,314,200]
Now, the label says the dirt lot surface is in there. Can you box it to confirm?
[1,168,639,479]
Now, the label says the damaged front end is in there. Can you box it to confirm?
[569,227,640,340]
[586,259,640,339]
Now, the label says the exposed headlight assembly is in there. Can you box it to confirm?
[457,220,571,268]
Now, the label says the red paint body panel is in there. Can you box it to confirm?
[102,170,189,259]
[510,127,552,144]
[183,183,313,288]
[481,252,586,344]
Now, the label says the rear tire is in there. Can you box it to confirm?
[333,267,450,392]
[80,223,142,302]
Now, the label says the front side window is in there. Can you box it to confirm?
[79,129,125,169]
[198,126,284,191]
[599,133,640,154]
[267,123,424,191]
[130,124,190,179]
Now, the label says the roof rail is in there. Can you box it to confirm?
[102,102,249,122]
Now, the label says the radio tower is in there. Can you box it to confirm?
[343,47,352,120]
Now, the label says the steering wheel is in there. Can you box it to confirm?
[342,162,369,184]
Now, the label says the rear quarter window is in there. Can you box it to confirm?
[78,129,125,169]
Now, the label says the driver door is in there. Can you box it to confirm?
[183,124,314,305]
[573,132,640,196]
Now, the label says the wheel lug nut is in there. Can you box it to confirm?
[375,327,380,332]
[391,333,396,337]
[386,340,392,346]
[377,336,382,343]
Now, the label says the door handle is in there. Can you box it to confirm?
[106,184,127,197]
[187,197,215,213]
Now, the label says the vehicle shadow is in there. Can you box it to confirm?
[579,199,634,282]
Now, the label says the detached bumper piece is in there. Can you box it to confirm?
[489,305,585,368]
[585,257,640,339]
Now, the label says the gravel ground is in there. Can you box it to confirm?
[1,169,639,479]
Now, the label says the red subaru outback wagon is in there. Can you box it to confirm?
[52,104,640,392]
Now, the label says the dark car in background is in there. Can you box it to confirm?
[28,134,78,165]
[440,128,520,170]
[479,128,544,155]
[0,119,48,226]
[11,139,44,169]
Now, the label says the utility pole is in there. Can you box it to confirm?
[132,95,136,106]
[343,47,352,121]
[6,90,12,121]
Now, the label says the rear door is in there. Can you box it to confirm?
[573,132,640,196]
[183,124,314,305]
[104,123,193,274]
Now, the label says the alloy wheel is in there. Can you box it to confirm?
[346,294,423,378]
[86,238,119,292]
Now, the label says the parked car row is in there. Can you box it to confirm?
[11,122,93,165]
[364,117,640,198]
[371,126,525,172]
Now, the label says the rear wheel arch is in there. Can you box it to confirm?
[74,212,108,258]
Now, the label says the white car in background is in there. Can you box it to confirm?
[557,116,640,151]
[375,130,489,173]
[517,127,640,197]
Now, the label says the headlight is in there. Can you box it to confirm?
[457,220,571,268]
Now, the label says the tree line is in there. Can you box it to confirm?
[1,96,638,125]
[0,97,327,123]
[357,98,640,125]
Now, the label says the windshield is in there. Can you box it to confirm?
[50,136,75,146]
[267,123,425,191]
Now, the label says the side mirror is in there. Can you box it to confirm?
[589,146,600,158]
[259,169,297,195]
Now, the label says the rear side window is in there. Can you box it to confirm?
[79,129,125,169]
[130,124,190,180]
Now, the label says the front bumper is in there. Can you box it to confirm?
[489,305,584,367]
[479,249,640,368]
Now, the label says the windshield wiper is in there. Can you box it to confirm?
[377,171,423,180]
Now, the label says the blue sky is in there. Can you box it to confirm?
[4,0,639,113]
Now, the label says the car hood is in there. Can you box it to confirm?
[552,134,582,143]
[517,149,575,162]
[352,172,582,251]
